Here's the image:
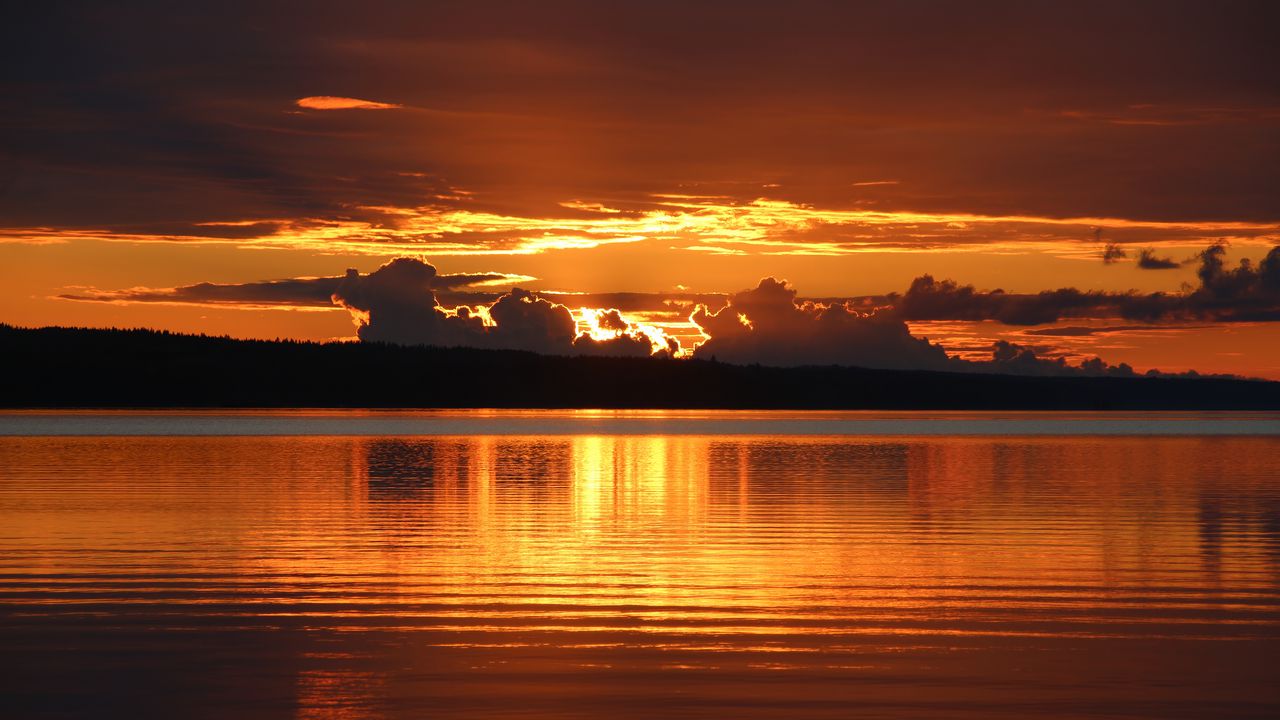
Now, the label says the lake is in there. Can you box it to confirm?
[2,411,1278,718]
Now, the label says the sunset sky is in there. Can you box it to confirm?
[4,1,1279,377]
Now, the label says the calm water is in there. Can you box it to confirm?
[2,412,1279,719]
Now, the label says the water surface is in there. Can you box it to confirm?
[2,412,1278,718]
[4,409,1280,436]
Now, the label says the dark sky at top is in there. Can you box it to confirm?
[5,0,1278,234]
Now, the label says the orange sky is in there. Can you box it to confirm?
[3,1,1278,377]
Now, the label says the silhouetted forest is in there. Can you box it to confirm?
[3,324,1278,410]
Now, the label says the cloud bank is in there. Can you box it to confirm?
[52,243,1279,376]
[331,258,678,357]
[896,243,1280,324]
[687,277,1166,377]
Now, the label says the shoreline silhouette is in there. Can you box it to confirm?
[4,324,1278,410]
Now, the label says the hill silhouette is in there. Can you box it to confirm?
[3,324,1278,410]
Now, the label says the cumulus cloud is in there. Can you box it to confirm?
[690,278,952,370]
[331,258,678,357]
[1189,241,1280,320]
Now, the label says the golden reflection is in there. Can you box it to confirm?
[2,431,1279,716]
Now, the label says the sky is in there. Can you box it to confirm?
[3,1,1279,377]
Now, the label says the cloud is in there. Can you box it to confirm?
[57,252,1264,376]
[690,278,952,370]
[1059,104,1280,127]
[7,195,1279,257]
[896,274,1124,325]
[577,308,680,357]
[58,267,533,308]
[1102,242,1128,264]
[973,340,1221,378]
[685,276,1220,377]
[1023,324,1177,337]
[1136,248,1182,269]
[893,243,1280,324]
[295,96,402,110]
[6,2,1279,257]
[59,242,1280,332]
[979,340,1137,377]
[1189,241,1280,319]
[331,258,677,357]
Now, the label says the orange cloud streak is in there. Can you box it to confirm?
[3,197,1278,257]
[295,96,402,110]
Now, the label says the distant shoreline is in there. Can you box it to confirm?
[4,324,1279,411]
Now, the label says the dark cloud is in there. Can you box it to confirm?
[332,259,477,345]
[59,265,527,307]
[59,274,728,327]
[974,340,1219,379]
[594,309,629,332]
[4,0,1279,240]
[62,277,342,308]
[690,278,953,370]
[1023,325,1185,337]
[1189,242,1280,320]
[979,340,1135,378]
[685,277,1221,377]
[896,275,1123,325]
[58,256,679,356]
[62,242,1280,332]
[895,243,1280,324]
[1102,243,1128,264]
[57,251,1271,375]
[1137,249,1182,270]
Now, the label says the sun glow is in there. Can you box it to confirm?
[6,196,1276,257]
[576,307,684,356]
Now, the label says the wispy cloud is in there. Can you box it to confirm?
[295,96,403,110]
[1058,104,1280,127]
[5,196,1278,256]
[59,268,535,308]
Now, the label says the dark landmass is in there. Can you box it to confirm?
[2,324,1278,410]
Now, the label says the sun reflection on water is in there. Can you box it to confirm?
[1,431,1279,717]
